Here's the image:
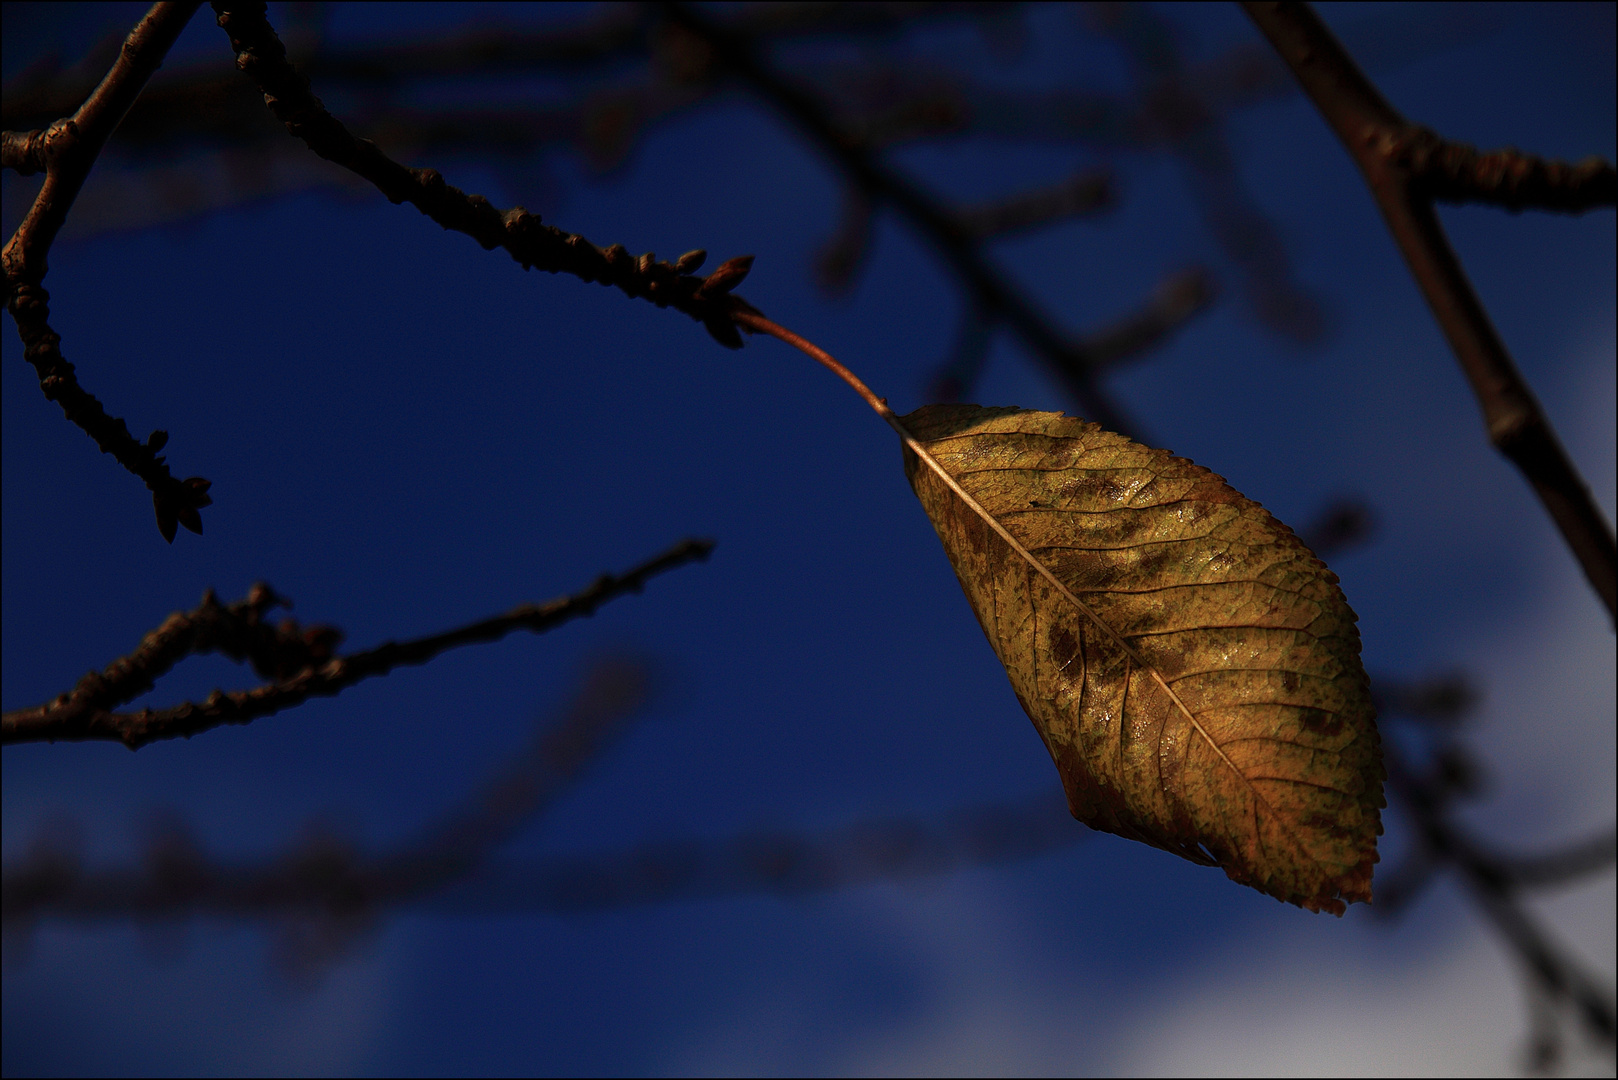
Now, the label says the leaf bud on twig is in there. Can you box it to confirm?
[696,254,754,298]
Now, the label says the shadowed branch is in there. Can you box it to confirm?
[663,0,1148,439]
[3,777,1084,977]
[210,3,764,349]
[4,657,661,975]
[1,537,713,749]
[3,2,212,542]
[1373,675,1617,1066]
[1243,0,1617,623]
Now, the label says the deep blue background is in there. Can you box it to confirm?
[4,3,1613,1074]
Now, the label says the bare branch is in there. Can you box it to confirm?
[1,538,714,749]
[1296,496,1377,559]
[814,185,874,296]
[1382,739,1617,1053]
[1243,1,1617,624]
[953,167,1116,240]
[1372,673,1481,729]
[2,787,1083,933]
[1496,828,1618,889]
[1071,266,1217,371]
[208,4,762,350]
[3,2,202,275]
[3,657,660,975]
[663,1,1145,440]
[925,299,992,403]
[1088,2,1326,346]
[363,657,658,903]
[1386,127,1618,214]
[433,791,1084,913]
[3,3,212,542]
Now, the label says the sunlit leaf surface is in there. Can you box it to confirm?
[901,404,1383,914]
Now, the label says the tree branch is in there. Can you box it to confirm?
[1496,828,1617,889]
[1242,1,1617,624]
[209,3,764,350]
[1382,739,1616,1054]
[2,785,1083,967]
[2,657,660,976]
[1,537,713,749]
[952,166,1116,240]
[3,2,213,543]
[663,1,1145,440]
[1088,2,1326,346]
[1386,126,1617,213]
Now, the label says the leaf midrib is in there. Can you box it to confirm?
[898,414,1320,871]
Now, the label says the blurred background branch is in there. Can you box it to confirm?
[3,2,1612,1073]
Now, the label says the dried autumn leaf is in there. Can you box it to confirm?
[900,403,1383,914]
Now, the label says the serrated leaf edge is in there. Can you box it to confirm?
[890,411,1314,872]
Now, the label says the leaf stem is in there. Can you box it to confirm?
[733,313,894,421]
[736,314,1270,873]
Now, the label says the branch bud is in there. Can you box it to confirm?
[696,255,755,298]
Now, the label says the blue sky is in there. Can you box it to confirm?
[4,2,1613,1074]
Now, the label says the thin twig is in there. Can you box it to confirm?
[1296,496,1377,559]
[664,1,1145,440]
[431,790,1084,913]
[3,2,213,543]
[2,786,1082,955]
[1386,126,1617,213]
[1383,742,1617,1052]
[1494,828,1617,889]
[952,166,1116,240]
[1070,266,1217,370]
[209,3,763,349]
[0,538,713,749]
[2,657,660,976]
[1242,1,1617,624]
[364,657,658,902]
[1089,2,1325,345]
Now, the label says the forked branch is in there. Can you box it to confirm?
[3,2,213,543]
[1381,740,1616,1052]
[1242,1,1617,623]
[663,1,1147,440]
[1,538,713,749]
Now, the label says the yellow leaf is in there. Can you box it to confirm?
[901,403,1383,914]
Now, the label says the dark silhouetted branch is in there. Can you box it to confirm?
[1390,749,1617,1055]
[1378,683,1618,1062]
[2,781,1083,974]
[209,3,762,350]
[432,790,1083,913]
[953,166,1116,240]
[1385,126,1618,214]
[1243,1,1617,624]
[1089,2,1325,346]
[3,657,661,976]
[1,537,713,749]
[1,5,1491,254]
[925,298,992,403]
[3,2,213,542]
[815,185,874,296]
[664,1,1146,440]
[923,266,1211,405]
[362,657,657,904]
[1296,497,1377,559]
[1495,828,1617,889]
[1071,266,1217,370]
[1370,672,1479,727]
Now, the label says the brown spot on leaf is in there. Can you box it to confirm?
[898,403,1382,914]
